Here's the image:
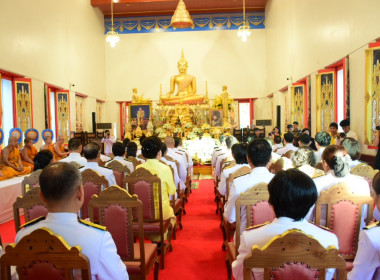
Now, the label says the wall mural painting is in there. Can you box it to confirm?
[75,95,84,132]
[14,78,33,133]
[291,84,305,128]
[365,46,380,145]
[56,91,70,139]
[316,71,335,132]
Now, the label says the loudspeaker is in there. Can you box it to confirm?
[92,112,96,133]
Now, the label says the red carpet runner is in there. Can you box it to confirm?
[0,179,226,279]
[148,179,226,279]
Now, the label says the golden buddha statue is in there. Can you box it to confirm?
[132,88,149,103]
[161,50,205,105]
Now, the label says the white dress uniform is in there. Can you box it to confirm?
[100,154,111,163]
[167,148,187,182]
[15,213,129,280]
[275,143,298,156]
[348,222,380,280]
[214,150,232,181]
[105,156,134,172]
[224,167,274,234]
[306,170,370,226]
[218,164,250,196]
[314,147,326,164]
[101,137,116,156]
[272,143,283,152]
[346,130,358,140]
[161,156,184,191]
[212,147,226,167]
[59,152,87,166]
[80,162,117,186]
[232,217,339,280]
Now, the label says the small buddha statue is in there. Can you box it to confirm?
[161,50,205,105]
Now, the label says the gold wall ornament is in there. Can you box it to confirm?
[171,0,193,29]
[291,83,307,129]
[365,45,380,146]
[56,91,70,139]
[131,88,149,103]
[14,79,33,132]
[316,71,335,132]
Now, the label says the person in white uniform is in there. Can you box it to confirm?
[224,139,274,235]
[218,143,250,196]
[341,137,362,169]
[164,136,187,183]
[80,142,116,186]
[59,137,87,167]
[348,171,380,280]
[275,132,298,156]
[306,145,370,226]
[214,136,235,181]
[105,142,134,172]
[15,162,128,280]
[232,169,339,280]
[340,119,358,140]
[314,131,331,164]
[212,135,226,167]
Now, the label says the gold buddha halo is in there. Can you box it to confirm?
[171,0,193,29]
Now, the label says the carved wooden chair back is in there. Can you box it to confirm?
[282,150,295,159]
[107,160,131,187]
[127,156,141,169]
[13,187,48,233]
[88,185,159,278]
[0,227,91,280]
[137,154,145,161]
[123,167,172,269]
[164,156,180,178]
[351,163,379,179]
[269,157,294,174]
[236,183,275,253]
[243,229,346,280]
[315,183,373,260]
[80,169,109,219]
[21,169,43,195]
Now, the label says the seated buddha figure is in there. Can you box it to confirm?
[162,51,205,105]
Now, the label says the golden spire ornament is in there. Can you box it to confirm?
[171,0,193,29]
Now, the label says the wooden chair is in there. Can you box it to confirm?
[215,157,229,214]
[315,183,373,267]
[243,229,346,280]
[221,166,252,251]
[69,161,82,169]
[351,162,379,179]
[88,186,159,280]
[160,160,183,240]
[0,227,91,280]
[282,150,295,159]
[226,183,275,280]
[80,169,109,219]
[164,156,186,210]
[137,154,145,162]
[269,157,294,174]
[127,156,142,170]
[21,169,43,194]
[13,187,48,233]
[107,160,131,187]
[123,167,173,269]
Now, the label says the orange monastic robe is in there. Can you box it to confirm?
[0,148,31,181]
[53,144,66,161]
[21,145,38,169]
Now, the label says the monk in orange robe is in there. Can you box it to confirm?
[40,136,54,153]
[20,137,38,170]
[0,136,31,180]
[53,135,69,161]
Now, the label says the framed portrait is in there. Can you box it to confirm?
[365,42,380,146]
[129,103,152,130]
[210,109,223,127]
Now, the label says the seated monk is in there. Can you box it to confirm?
[0,136,31,180]
[52,135,69,161]
[20,137,38,169]
[40,136,54,153]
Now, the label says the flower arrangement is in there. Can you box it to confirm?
[211,128,222,136]
[223,122,233,129]
[184,122,193,129]
[187,132,197,139]
[155,127,164,134]
[163,123,172,130]
[174,127,183,133]
[201,123,211,130]
[158,132,167,138]
[192,127,201,134]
